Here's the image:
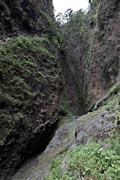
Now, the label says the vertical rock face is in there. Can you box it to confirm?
[61,31,88,115]
[0,0,63,179]
[0,0,53,37]
[61,0,120,113]
[87,0,120,106]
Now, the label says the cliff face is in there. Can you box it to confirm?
[0,1,63,179]
[86,0,120,106]
[0,0,53,37]
[61,31,88,115]
[61,0,120,113]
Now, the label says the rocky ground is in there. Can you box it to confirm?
[11,106,116,180]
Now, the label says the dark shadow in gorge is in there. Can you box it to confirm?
[12,120,60,178]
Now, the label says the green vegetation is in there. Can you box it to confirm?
[47,135,120,180]
[0,36,53,108]
[47,78,120,180]
[89,0,100,8]
[104,80,120,111]
[92,79,120,112]
[55,9,88,46]
[0,36,57,142]
[48,2,120,180]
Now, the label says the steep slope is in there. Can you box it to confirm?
[0,0,63,179]
[60,10,89,115]
[61,0,120,114]
[86,0,120,107]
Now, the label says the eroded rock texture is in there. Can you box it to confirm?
[61,0,120,114]
[0,0,53,37]
[0,0,63,179]
[87,0,120,105]
[61,31,89,115]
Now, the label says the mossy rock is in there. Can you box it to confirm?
[0,36,62,179]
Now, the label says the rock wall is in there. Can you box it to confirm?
[61,0,120,114]
[60,31,88,115]
[0,0,63,179]
[86,0,120,107]
[0,0,53,37]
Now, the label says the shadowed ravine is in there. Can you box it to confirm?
[0,0,120,179]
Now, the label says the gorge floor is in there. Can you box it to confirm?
[11,107,115,180]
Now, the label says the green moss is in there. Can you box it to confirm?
[105,95,119,111]
[108,80,120,96]
[104,80,120,111]
[0,36,57,142]
[0,36,54,57]
[1,39,37,106]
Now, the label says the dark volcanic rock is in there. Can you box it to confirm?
[0,0,53,37]
[0,0,63,179]
[0,37,62,180]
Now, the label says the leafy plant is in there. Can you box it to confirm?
[47,136,120,180]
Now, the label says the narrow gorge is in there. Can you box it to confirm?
[0,0,120,180]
